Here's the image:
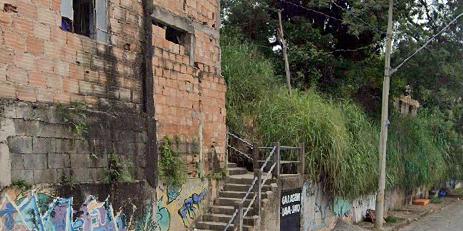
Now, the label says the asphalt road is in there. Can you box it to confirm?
[400,199,463,231]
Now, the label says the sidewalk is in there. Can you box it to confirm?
[338,197,460,231]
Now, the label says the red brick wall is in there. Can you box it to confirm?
[154,0,220,29]
[1,0,226,176]
[0,0,144,108]
[152,0,226,175]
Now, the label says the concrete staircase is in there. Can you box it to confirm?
[194,162,275,231]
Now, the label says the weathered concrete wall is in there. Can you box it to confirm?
[0,179,215,231]
[155,178,210,231]
[260,183,280,231]
[301,181,408,230]
[301,182,337,231]
[0,182,151,230]
[0,101,147,186]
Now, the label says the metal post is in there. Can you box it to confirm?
[274,143,281,178]
[234,202,243,231]
[300,143,305,176]
[255,169,262,218]
[252,144,258,170]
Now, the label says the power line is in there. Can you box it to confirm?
[279,0,385,35]
[329,0,385,35]
[391,12,463,75]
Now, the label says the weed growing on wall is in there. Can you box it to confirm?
[10,180,32,191]
[57,102,89,137]
[105,154,133,184]
[159,137,187,188]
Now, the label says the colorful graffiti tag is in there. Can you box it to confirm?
[178,190,207,227]
[0,192,126,231]
[136,200,170,231]
[333,197,352,217]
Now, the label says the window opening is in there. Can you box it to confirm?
[61,0,108,43]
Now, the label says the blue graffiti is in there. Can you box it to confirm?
[167,185,181,204]
[0,202,17,230]
[178,190,207,227]
[0,193,127,231]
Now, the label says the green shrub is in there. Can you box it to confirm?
[387,112,448,190]
[159,137,187,187]
[105,154,133,184]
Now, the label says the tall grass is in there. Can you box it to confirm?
[222,31,457,198]
[257,89,379,198]
[221,32,278,138]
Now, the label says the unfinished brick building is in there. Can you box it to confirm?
[0,0,225,229]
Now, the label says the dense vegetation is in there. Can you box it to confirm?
[222,25,462,198]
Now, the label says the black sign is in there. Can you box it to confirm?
[280,188,301,231]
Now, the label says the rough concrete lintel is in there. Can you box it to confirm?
[151,6,220,39]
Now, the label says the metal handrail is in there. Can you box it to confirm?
[224,209,238,231]
[262,162,277,186]
[244,162,277,218]
[228,145,253,161]
[228,132,253,147]
[280,146,302,149]
[260,146,276,172]
[224,145,276,231]
[244,194,257,217]
[241,177,258,204]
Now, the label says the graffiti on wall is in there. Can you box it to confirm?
[333,197,352,217]
[178,190,207,227]
[153,179,208,230]
[0,191,127,231]
[136,200,170,231]
[302,181,333,231]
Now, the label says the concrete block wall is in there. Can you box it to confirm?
[0,101,147,186]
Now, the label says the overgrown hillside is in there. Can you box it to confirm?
[222,31,461,199]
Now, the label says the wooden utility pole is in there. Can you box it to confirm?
[376,0,394,229]
[277,9,292,95]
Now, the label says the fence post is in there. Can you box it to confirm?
[252,144,258,170]
[300,143,305,176]
[255,169,262,218]
[274,142,280,178]
[234,202,244,231]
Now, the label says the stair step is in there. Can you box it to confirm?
[195,221,254,231]
[210,206,257,216]
[226,175,277,185]
[224,183,272,192]
[215,197,256,207]
[228,167,249,175]
[202,214,257,226]
[227,162,238,168]
[220,191,268,199]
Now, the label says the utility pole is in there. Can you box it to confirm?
[376,0,394,229]
[277,9,292,95]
